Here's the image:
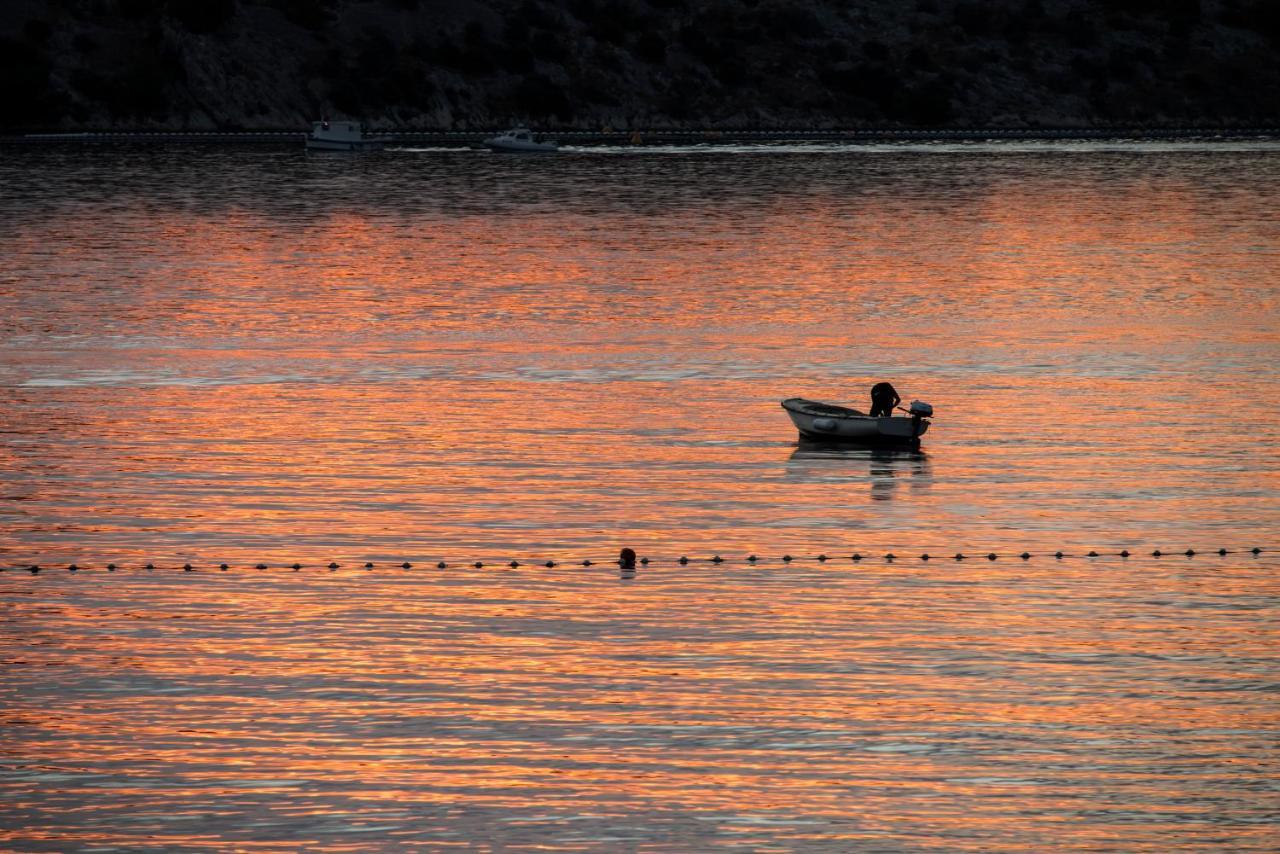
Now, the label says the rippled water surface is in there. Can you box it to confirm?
[1,143,1278,849]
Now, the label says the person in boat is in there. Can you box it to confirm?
[870,381,901,417]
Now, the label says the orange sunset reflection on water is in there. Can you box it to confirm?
[2,557,1278,849]
[3,149,1277,564]
[1,143,1278,848]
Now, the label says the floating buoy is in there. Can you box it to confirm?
[365,562,374,568]
[1252,547,1262,554]
[545,560,556,568]
[679,556,689,565]
[29,565,39,574]
[747,555,757,562]
[328,562,339,569]
[1120,550,1130,557]
[921,553,930,560]
[1185,549,1195,556]
[818,554,828,562]
[436,561,446,569]
[1055,552,1063,559]
[1218,548,1227,556]
[954,554,964,561]
[107,563,116,571]
[1020,552,1030,560]
[184,564,193,571]
[851,553,862,561]
[640,557,649,565]
[712,555,724,563]
[222,563,230,570]
[987,553,996,561]
[291,563,301,570]
[401,562,411,569]
[146,563,155,569]
[256,563,267,569]
[69,564,79,572]
[782,554,792,562]
[1087,551,1098,557]
[509,561,520,568]
[581,559,592,566]
[1152,550,1162,557]
[885,553,894,561]
[473,562,483,568]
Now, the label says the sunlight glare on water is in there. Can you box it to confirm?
[2,144,1277,562]
[1,143,1277,850]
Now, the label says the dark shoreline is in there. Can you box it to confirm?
[4,126,1279,147]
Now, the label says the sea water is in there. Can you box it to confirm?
[1,142,1277,849]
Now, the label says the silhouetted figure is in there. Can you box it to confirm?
[619,547,636,568]
[870,382,900,417]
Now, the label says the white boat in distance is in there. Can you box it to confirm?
[483,128,559,152]
[781,398,933,445]
[305,120,389,151]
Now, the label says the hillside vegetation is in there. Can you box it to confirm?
[3,0,1278,130]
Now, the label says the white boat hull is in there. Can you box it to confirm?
[781,398,929,445]
[305,120,388,151]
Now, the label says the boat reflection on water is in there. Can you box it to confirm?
[785,440,932,502]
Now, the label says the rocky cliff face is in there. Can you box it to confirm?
[3,0,1278,131]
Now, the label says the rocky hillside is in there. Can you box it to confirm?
[3,0,1278,131]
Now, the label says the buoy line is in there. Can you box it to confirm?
[1,546,1269,574]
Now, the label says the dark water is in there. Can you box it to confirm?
[1,142,1277,849]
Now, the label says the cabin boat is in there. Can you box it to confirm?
[305,120,388,151]
[483,128,559,152]
[781,397,933,445]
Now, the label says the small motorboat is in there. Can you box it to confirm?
[305,119,389,151]
[781,397,933,445]
[483,128,559,152]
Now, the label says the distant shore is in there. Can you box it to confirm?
[4,127,1279,147]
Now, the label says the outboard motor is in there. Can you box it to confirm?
[908,400,932,438]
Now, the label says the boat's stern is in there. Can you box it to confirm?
[877,400,932,443]
[876,416,929,439]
